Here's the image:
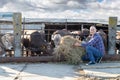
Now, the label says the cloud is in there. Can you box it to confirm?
[0,0,10,8]
[0,0,120,20]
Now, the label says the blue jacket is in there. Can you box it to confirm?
[81,33,105,56]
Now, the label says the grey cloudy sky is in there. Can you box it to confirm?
[0,0,120,20]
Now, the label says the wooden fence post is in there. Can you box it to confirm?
[13,13,22,57]
[108,17,117,54]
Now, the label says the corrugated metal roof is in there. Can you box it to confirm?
[0,17,120,25]
[0,12,119,24]
[24,18,109,24]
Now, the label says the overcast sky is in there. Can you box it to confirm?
[0,0,120,20]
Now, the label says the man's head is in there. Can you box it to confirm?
[90,26,97,35]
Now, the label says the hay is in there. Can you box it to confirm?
[53,35,85,64]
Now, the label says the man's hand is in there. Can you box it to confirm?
[73,42,81,47]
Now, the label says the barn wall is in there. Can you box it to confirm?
[44,22,108,42]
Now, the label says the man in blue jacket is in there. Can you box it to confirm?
[74,26,105,65]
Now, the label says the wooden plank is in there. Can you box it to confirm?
[108,17,117,54]
[0,56,55,63]
[0,54,120,63]
[103,54,120,61]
